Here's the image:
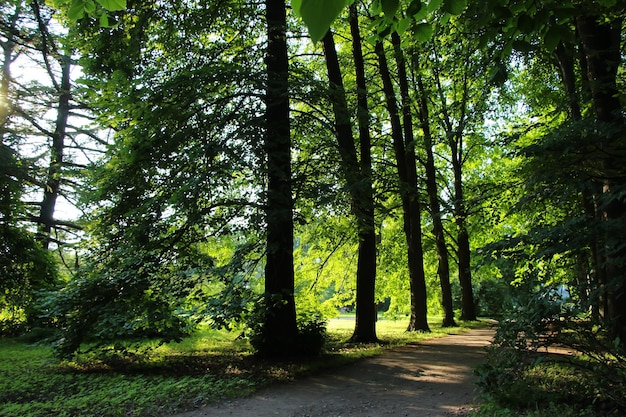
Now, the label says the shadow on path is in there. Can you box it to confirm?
[173,328,494,417]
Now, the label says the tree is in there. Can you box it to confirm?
[261,0,299,355]
[575,13,626,343]
[347,3,379,341]
[30,0,77,248]
[322,26,379,343]
[410,47,456,327]
[0,0,81,326]
[375,37,430,332]
[46,0,273,356]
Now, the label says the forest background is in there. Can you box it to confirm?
[1,0,625,413]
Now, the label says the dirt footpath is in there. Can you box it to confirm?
[173,328,495,417]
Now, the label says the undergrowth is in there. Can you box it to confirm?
[473,295,626,417]
[0,317,480,417]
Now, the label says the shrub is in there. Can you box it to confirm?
[475,287,626,415]
[247,298,328,357]
[295,309,327,356]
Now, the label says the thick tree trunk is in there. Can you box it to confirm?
[38,54,71,249]
[323,29,378,343]
[457,225,476,320]
[450,134,476,321]
[577,15,626,344]
[262,0,298,356]
[375,40,430,332]
[408,46,456,328]
[554,40,605,322]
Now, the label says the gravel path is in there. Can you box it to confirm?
[172,328,494,417]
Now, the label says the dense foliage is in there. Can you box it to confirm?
[1,0,625,412]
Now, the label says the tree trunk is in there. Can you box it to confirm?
[262,0,298,356]
[323,29,378,343]
[554,40,605,322]
[38,54,71,249]
[0,4,21,139]
[577,15,626,343]
[424,42,477,322]
[375,40,430,332]
[554,41,582,121]
[409,48,456,328]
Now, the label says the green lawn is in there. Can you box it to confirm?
[0,317,483,417]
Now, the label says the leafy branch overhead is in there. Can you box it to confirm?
[52,0,126,25]
[292,0,467,43]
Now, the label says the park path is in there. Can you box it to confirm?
[173,327,495,417]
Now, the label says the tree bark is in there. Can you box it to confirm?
[323,29,379,343]
[375,40,430,332]
[408,46,456,328]
[576,15,626,343]
[554,41,582,121]
[262,0,298,356]
[38,54,71,249]
[554,40,605,322]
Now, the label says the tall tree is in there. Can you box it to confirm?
[426,25,479,321]
[576,14,626,342]
[322,27,379,342]
[262,0,299,355]
[409,46,456,327]
[31,0,74,248]
[375,38,430,332]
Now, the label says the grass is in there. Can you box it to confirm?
[0,316,483,417]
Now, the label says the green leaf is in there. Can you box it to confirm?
[396,17,411,35]
[427,0,443,12]
[414,22,433,42]
[407,0,422,17]
[488,64,508,86]
[99,12,109,27]
[370,0,382,15]
[381,0,399,17]
[517,14,534,34]
[543,25,561,51]
[68,0,86,20]
[512,39,534,52]
[97,0,126,11]
[443,0,466,15]
[84,0,96,13]
[291,0,302,16]
[300,0,347,42]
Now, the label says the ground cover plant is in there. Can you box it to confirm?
[0,316,480,417]
[473,294,626,417]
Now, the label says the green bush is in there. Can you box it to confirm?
[475,288,626,415]
[295,310,327,356]
[474,277,511,318]
[0,225,58,334]
[247,298,328,357]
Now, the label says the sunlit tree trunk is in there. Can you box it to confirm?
[0,4,21,139]
[262,0,298,356]
[323,29,378,343]
[375,40,430,332]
